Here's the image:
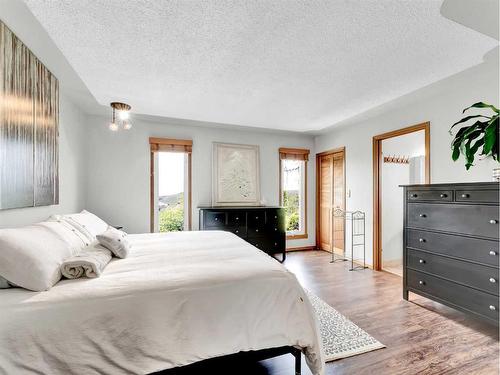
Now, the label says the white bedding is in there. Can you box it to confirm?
[0,231,324,375]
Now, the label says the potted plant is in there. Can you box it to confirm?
[450,102,499,179]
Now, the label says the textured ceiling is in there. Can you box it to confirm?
[24,0,498,132]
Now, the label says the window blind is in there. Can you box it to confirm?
[149,137,192,153]
[279,147,310,161]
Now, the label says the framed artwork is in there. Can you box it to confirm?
[0,20,59,210]
[212,142,260,206]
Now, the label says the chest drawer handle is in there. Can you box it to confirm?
[489,278,496,283]
[418,280,425,286]
[461,193,469,198]
[235,217,239,220]
[418,238,426,243]
[274,215,278,219]
[489,219,498,224]
[419,259,425,264]
[410,194,418,198]
[235,230,239,234]
[255,216,259,220]
[489,305,496,311]
[214,217,218,221]
[440,194,447,198]
[490,251,497,256]
[419,214,426,218]
[255,229,259,233]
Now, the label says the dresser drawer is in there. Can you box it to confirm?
[407,269,499,322]
[248,212,266,228]
[227,211,246,227]
[231,226,247,237]
[456,189,499,204]
[407,249,499,295]
[204,211,226,228]
[407,203,499,239]
[408,189,452,202]
[407,229,499,267]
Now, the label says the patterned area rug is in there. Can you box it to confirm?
[307,291,385,362]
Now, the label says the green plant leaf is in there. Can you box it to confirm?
[463,102,500,114]
[482,117,498,155]
[450,115,490,131]
[452,145,460,161]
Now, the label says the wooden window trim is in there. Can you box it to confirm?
[150,138,192,233]
[372,122,430,271]
[279,148,309,240]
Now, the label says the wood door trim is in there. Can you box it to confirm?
[315,147,346,251]
[372,121,430,271]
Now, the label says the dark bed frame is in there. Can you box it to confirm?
[156,346,302,375]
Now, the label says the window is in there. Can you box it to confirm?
[279,148,309,239]
[150,138,192,232]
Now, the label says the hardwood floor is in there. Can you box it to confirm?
[160,250,499,375]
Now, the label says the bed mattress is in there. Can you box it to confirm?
[0,231,323,374]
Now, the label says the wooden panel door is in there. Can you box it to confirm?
[332,153,345,252]
[319,154,333,251]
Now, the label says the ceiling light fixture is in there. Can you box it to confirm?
[109,102,132,131]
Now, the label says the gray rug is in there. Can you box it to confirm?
[307,291,385,362]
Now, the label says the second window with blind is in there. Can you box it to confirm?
[279,148,309,240]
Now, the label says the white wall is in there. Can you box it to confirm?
[314,55,499,266]
[0,93,88,228]
[381,131,425,262]
[85,116,316,248]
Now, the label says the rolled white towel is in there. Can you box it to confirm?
[61,244,112,279]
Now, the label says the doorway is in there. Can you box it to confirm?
[149,138,192,233]
[316,147,345,254]
[372,122,430,272]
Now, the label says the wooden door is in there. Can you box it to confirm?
[319,154,333,251]
[332,153,345,252]
[317,149,345,253]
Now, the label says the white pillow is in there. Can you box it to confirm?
[51,210,108,241]
[96,227,130,258]
[0,221,87,292]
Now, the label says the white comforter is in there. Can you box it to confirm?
[0,231,324,375]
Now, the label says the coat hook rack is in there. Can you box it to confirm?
[383,154,409,164]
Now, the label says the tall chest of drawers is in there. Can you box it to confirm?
[198,206,286,262]
[402,182,499,325]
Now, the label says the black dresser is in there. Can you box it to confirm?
[198,206,286,261]
[402,182,499,325]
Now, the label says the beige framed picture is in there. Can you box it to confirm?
[212,142,261,206]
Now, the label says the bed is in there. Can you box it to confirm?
[0,230,324,375]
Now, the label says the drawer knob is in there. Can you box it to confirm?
[255,229,259,232]
[461,193,469,198]
[419,214,426,218]
[489,219,498,224]
[274,228,278,231]
[489,251,497,256]
[255,244,259,247]
[214,218,218,221]
[440,194,447,198]
[489,277,496,283]
[235,230,239,234]
[255,216,259,219]
[274,242,278,246]
[419,238,425,243]
[410,194,418,198]
[489,305,496,311]
[274,216,277,219]
[419,280,425,286]
[236,217,239,220]
[419,259,425,264]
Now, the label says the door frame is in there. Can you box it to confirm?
[315,147,346,251]
[372,122,430,271]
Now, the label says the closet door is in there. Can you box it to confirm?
[332,152,345,252]
[319,154,333,251]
